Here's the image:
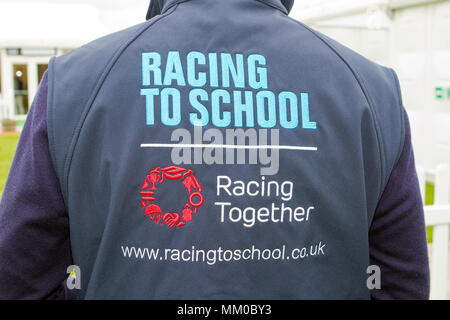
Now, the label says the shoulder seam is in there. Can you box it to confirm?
[284,14,386,198]
[47,57,57,174]
[58,4,179,205]
[389,68,406,168]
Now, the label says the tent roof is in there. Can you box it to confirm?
[0,2,108,48]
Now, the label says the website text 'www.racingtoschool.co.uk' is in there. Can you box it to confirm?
[121,242,326,266]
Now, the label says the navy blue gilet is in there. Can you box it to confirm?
[47,0,404,299]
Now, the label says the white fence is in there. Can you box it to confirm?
[417,164,450,300]
[0,96,12,121]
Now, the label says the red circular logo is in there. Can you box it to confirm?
[139,166,204,228]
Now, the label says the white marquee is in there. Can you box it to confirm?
[0,2,108,48]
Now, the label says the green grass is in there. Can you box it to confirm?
[0,135,20,198]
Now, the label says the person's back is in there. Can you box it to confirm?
[0,0,430,299]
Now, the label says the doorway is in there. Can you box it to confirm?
[5,57,50,120]
[13,64,29,115]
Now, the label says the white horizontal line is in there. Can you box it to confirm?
[140,143,318,151]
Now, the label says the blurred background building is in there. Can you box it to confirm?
[0,0,146,125]
[0,0,449,168]
[0,2,108,126]
[291,0,450,169]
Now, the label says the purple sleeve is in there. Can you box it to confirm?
[369,108,430,300]
[0,72,75,299]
